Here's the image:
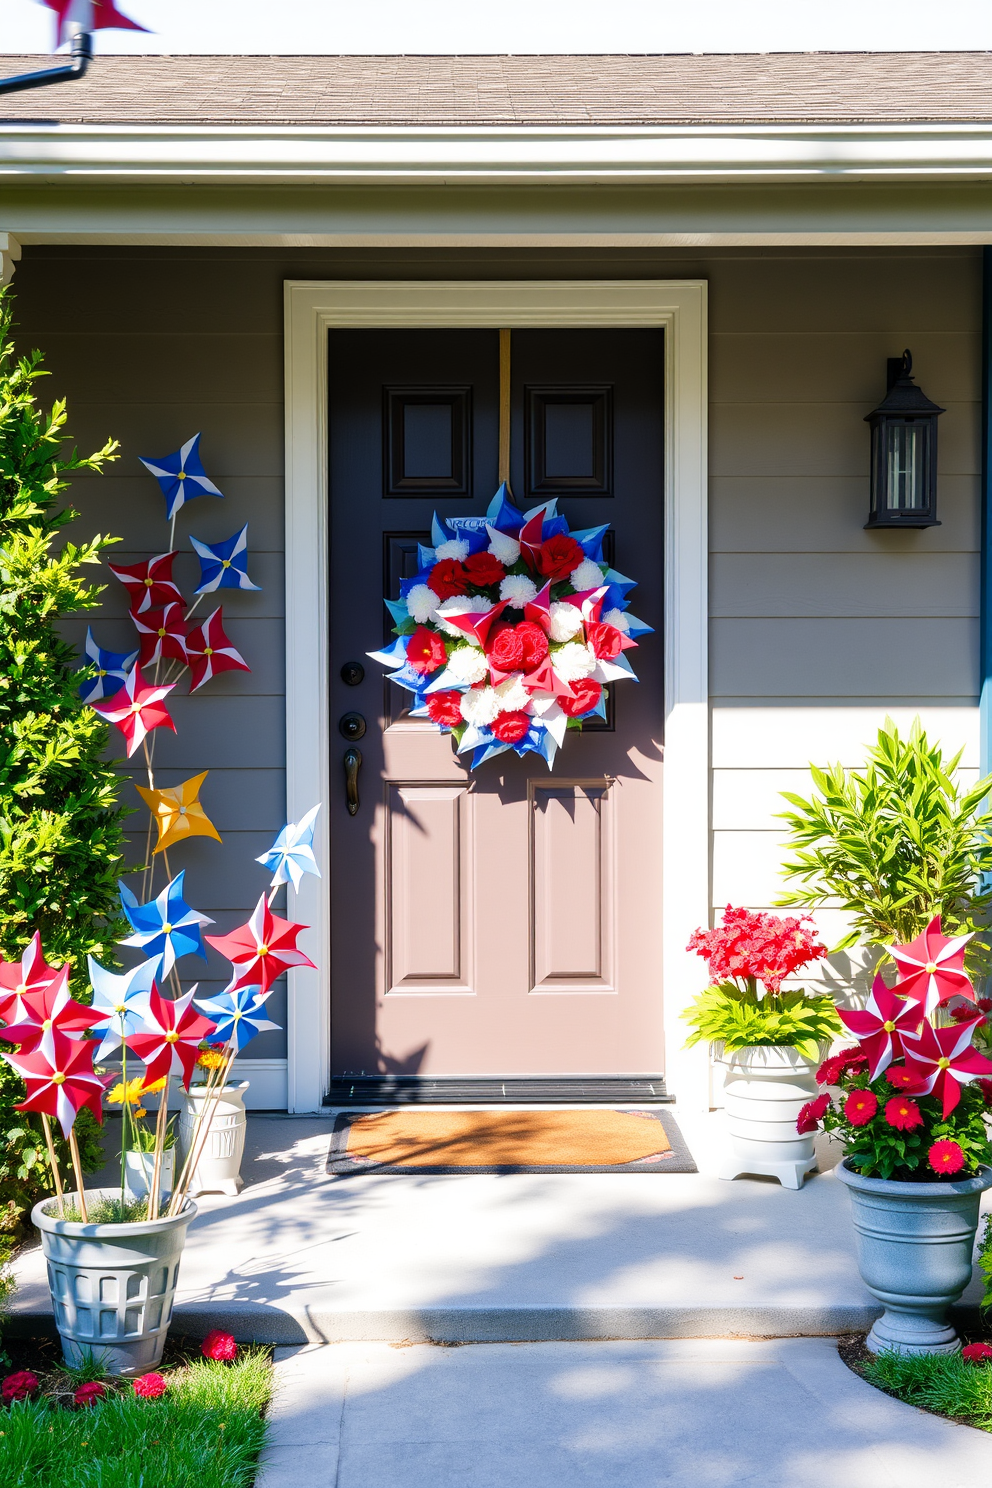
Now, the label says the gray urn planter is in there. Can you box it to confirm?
[32,1188,197,1375]
[836,1158,992,1355]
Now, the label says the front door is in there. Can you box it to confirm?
[328,328,664,1079]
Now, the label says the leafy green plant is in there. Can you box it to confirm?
[682,983,842,1060]
[980,1213,992,1314]
[0,282,125,1229]
[777,718,992,971]
[858,1347,992,1433]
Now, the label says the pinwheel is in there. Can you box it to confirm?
[42,0,148,48]
[87,953,162,1061]
[890,917,976,1013]
[184,608,250,692]
[0,965,108,1059]
[76,628,138,703]
[256,804,322,891]
[139,433,223,521]
[107,552,183,614]
[119,872,213,976]
[3,1030,110,1137]
[195,983,281,1053]
[90,665,176,757]
[129,602,188,669]
[837,972,927,1081]
[205,894,316,996]
[0,932,62,1025]
[123,985,217,1090]
[190,524,261,594]
[900,1015,992,1117]
[136,771,222,855]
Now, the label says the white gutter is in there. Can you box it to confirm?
[4,121,992,183]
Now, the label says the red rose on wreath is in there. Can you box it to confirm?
[844,1090,878,1127]
[536,534,584,582]
[558,678,602,718]
[428,558,468,600]
[426,691,465,727]
[491,711,531,744]
[202,1330,238,1362]
[74,1381,108,1408]
[515,620,549,670]
[463,551,506,588]
[2,1370,39,1404]
[487,624,525,672]
[928,1138,966,1175]
[407,625,447,675]
[586,622,623,661]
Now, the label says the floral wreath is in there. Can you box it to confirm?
[369,485,652,769]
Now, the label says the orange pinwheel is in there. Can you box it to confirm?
[136,771,222,855]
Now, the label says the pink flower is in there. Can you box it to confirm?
[884,1096,923,1131]
[2,1370,38,1404]
[843,1090,878,1127]
[962,1342,992,1364]
[201,1330,238,1362]
[132,1372,168,1399]
[686,906,827,995]
[885,1065,920,1090]
[928,1139,966,1175]
[816,1048,869,1086]
[74,1381,108,1408]
[796,1093,831,1133]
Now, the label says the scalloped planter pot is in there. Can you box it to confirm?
[178,1081,249,1197]
[836,1159,992,1355]
[32,1188,197,1375]
[716,1044,821,1189]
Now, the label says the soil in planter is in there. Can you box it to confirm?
[839,1333,992,1432]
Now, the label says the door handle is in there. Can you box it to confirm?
[344,747,362,816]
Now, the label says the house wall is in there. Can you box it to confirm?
[12,245,981,1105]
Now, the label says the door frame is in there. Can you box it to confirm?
[283,280,709,1113]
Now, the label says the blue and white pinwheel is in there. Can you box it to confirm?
[190,523,261,594]
[256,804,321,892]
[139,432,223,520]
[87,953,162,1061]
[118,871,214,977]
[195,983,281,1053]
[77,627,139,703]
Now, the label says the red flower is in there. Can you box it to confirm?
[844,1090,878,1127]
[586,622,623,661]
[951,1005,987,1026]
[427,559,468,600]
[2,1370,38,1404]
[796,1093,831,1133]
[536,534,584,582]
[687,906,828,994]
[426,691,464,727]
[816,1048,868,1086]
[885,1065,919,1089]
[463,551,505,588]
[558,678,603,718]
[491,711,531,744]
[406,625,447,676]
[515,620,549,671]
[962,1342,992,1364]
[202,1330,238,1362]
[74,1381,108,1408]
[978,998,992,1014]
[928,1139,966,1175]
[884,1096,923,1130]
[132,1372,168,1399]
[487,624,525,672]
[976,1079,992,1107]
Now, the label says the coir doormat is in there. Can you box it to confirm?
[326,1107,697,1175]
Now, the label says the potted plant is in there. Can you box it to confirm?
[683,907,842,1188]
[177,1051,251,1197]
[107,1075,178,1201]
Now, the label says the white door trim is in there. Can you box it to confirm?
[283,279,709,1113]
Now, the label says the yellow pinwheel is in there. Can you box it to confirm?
[136,771,222,855]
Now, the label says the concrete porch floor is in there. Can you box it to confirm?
[10,1110,991,1344]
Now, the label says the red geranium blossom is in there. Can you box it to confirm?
[884,1096,923,1131]
[425,691,464,727]
[844,1090,878,1127]
[202,1330,238,1362]
[487,624,525,672]
[74,1381,108,1408]
[586,622,623,661]
[687,906,828,995]
[796,1093,831,1133]
[978,998,992,1014]
[463,551,506,588]
[427,558,468,600]
[962,1342,992,1364]
[491,711,531,744]
[885,1065,919,1090]
[515,620,549,671]
[951,1005,987,1026]
[2,1370,38,1404]
[816,1048,868,1086]
[928,1139,966,1175]
[536,534,584,582]
[406,625,447,676]
[132,1372,168,1399]
[558,678,603,718]
[976,1079,992,1107]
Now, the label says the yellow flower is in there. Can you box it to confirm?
[107,1077,147,1107]
[197,1050,226,1070]
[140,1076,167,1095]
[134,1108,147,1119]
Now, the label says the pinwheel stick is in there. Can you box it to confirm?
[40,1113,65,1217]
[68,1126,89,1223]
[146,1077,170,1222]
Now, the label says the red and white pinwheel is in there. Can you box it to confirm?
[130,602,188,668]
[837,972,926,1081]
[2,1029,110,1137]
[123,985,216,1090]
[185,608,251,693]
[0,932,61,1025]
[900,1015,992,1117]
[90,664,176,757]
[206,895,316,996]
[0,965,108,1059]
[890,916,975,1014]
[108,552,183,614]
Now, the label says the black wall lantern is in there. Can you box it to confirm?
[864,350,944,529]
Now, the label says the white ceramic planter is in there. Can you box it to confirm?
[178,1081,249,1197]
[32,1188,197,1375]
[124,1147,175,1201]
[716,1044,822,1189]
[836,1159,992,1354]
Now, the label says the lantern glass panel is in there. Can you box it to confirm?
[882,419,929,512]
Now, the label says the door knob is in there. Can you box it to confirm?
[344,747,362,816]
[339,711,367,740]
[340,661,365,687]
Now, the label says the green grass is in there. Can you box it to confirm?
[861,1350,992,1432]
[0,1351,271,1488]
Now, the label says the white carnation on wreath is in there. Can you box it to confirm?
[602,607,630,634]
[488,527,521,564]
[548,601,584,642]
[435,538,470,562]
[551,640,597,682]
[494,673,530,711]
[406,583,439,625]
[446,646,490,684]
[435,594,490,639]
[499,574,537,609]
[570,558,607,592]
[460,685,502,727]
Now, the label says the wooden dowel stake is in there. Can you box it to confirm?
[68,1126,88,1222]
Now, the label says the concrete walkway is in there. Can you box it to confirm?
[11,1110,991,1342]
[254,1337,992,1488]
